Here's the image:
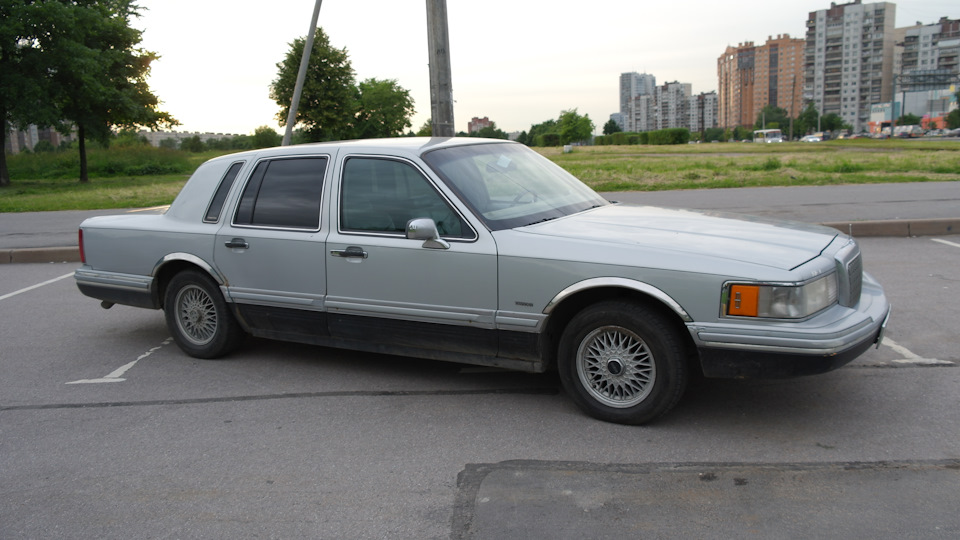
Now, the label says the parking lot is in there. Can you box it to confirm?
[2,235,959,538]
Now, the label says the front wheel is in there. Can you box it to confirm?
[164,270,244,359]
[558,301,688,425]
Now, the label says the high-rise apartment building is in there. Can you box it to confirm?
[896,17,960,81]
[619,72,656,132]
[804,0,896,132]
[689,92,719,134]
[656,81,692,130]
[718,42,756,128]
[717,35,805,130]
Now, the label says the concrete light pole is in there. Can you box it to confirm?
[426,0,455,137]
[282,0,323,146]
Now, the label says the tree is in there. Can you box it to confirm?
[49,1,176,182]
[526,119,558,147]
[896,113,922,126]
[252,125,281,148]
[270,28,357,142]
[602,119,622,135]
[180,135,204,153]
[947,109,960,130]
[354,78,415,139]
[796,102,820,135]
[703,127,726,142]
[557,109,594,145]
[754,105,790,130]
[466,122,508,140]
[820,113,845,132]
[415,120,433,137]
[0,1,70,186]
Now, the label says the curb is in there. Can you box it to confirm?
[1,218,958,265]
[821,218,958,238]
[1,246,82,264]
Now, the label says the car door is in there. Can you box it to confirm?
[325,155,499,358]
[214,154,331,339]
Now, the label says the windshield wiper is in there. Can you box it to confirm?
[524,216,559,226]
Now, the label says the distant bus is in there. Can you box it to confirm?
[753,129,783,143]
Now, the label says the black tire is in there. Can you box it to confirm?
[163,270,244,359]
[557,300,688,425]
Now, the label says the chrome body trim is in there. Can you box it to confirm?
[543,277,693,322]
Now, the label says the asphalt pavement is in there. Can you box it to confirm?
[1,181,957,263]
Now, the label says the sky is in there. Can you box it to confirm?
[135,0,958,136]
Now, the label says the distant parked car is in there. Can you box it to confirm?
[800,135,822,143]
[75,138,889,425]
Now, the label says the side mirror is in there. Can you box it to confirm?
[406,218,450,250]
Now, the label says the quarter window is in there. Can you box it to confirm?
[234,157,327,229]
[204,161,244,223]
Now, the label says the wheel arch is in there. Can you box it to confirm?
[541,278,698,373]
[151,253,224,310]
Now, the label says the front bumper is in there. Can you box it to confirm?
[689,272,890,379]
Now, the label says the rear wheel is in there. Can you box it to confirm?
[164,270,244,359]
[558,301,687,425]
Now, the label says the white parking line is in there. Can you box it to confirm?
[66,338,173,384]
[881,338,954,366]
[932,238,960,249]
[0,273,74,301]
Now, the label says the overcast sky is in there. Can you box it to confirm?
[135,0,957,136]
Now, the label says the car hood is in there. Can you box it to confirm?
[518,204,839,270]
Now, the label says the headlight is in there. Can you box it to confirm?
[725,274,838,319]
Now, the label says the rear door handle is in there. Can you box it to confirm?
[330,246,368,259]
[225,238,249,249]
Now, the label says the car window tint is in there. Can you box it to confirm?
[235,157,327,229]
[340,158,466,237]
[204,161,244,223]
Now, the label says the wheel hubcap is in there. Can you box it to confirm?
[175,285,217,346]
[576,326,655,408]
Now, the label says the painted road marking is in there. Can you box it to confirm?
[881,338,954,366]
[0,273,74,302]
[932,238,960,249]
[66,338,173,384]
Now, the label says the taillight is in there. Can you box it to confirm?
[78,229,85,263]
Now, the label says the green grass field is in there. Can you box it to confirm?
[1,139,958,212]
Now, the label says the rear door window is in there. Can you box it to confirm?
[234,157,327,230]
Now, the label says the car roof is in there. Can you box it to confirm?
[206,137,514,164]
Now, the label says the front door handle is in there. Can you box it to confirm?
[224,238,249,249]
[330,246,368,259]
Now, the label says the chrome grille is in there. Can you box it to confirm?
[835,241,862,307]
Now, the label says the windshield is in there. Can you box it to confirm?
[422,142,608,230]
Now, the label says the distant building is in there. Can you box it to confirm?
[689,91,719,134]
[4,125,76,154]
[619,72,656,132]
[718,34,805,129]
[896,17,960,78]
[622,81,716,134]
[138,130,242,148]
[804,0,897,133]
[467,117,493,133]
[656,81,692,130]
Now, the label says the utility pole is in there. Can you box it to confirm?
[282,0,323,146]
[426,0,455,137]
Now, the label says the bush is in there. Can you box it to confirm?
[5,145,194,180]
[646,128,690,145]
